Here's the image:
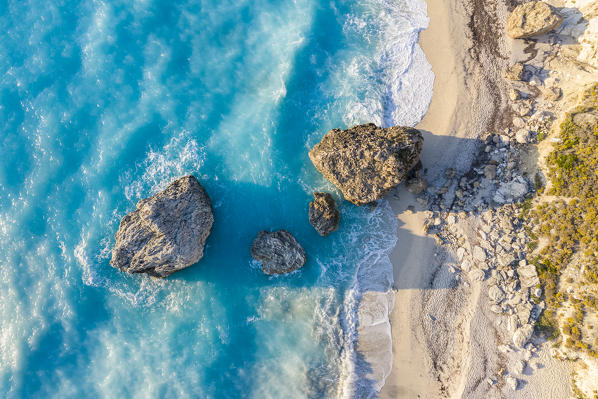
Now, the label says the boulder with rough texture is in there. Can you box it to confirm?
[309,123,423,205]
[507,1,563,39]
[308,192,340,236]
[251,230,306,275]
[111,175,214,278]
[513,324,534,348]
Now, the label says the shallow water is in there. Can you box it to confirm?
[0,1,432,397]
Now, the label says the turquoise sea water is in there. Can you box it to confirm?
[0,1,432,397]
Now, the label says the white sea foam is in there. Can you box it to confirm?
[328,0,432,396]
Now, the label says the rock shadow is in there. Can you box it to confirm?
[388,129,541,291]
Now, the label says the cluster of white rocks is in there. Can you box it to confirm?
[407,123,551,391]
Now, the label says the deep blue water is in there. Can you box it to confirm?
[0,1,432,397]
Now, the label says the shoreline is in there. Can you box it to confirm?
[379,0,473,395]
[375,0,597,397]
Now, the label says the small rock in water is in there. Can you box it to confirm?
[251,230,306,275]
[308,192,340,236]
[110,175,214,278]
[309,123,423,205]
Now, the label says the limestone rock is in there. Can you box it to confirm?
[251,230,306,275]
[494,176,529,204]
[308,192,340,236]
[509,88,521,101]
[470,269,486,281]
[543,86,562,101]
[405,177,427,195]
[511,359,525,375]
[111,175,214,278]
[473,246,487,262]
[507,1,563,39]
[309,123,423,205]
[513,324,534,348]
[504,63,525,81]
[506,376,519,391]
[484,164,497,180]
[519,264,541,288]
[489,285,506,303]
[515,129,535,144]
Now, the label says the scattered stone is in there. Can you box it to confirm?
[515,129,535,144]
[309,123,423,205]
[406,177,427,195]
[473,246,487,262]
[504,62,525,81]
[251,230,307,275]
[513,117,526,128]
[484,164,497,180]
[308,192,340,236]
[513,324,534,348]
[513,101,533,117]
[511,359,525,375]
[519,264,541,288]
[509,88,521,101]
[506,376,519,391]
[529,75,542,87]
[493,176,529,204]
[110,175,214,278]
[507,1,564,39]
[490,304,502,313]
[470,268,485,281]
[489,285,506,303]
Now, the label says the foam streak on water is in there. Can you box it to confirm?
[0,0,431,397]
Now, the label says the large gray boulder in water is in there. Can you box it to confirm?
[251,230,306,275]
[309,123,423,205]
[308,192,340,236]
[507,1,563,39]
[110,175,214,278]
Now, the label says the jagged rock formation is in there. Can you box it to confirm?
[110,175,214,278]
[308,192,340,236]
[504,62,525,81]
[309,123,423,205]
[250,230,306,275]
[507,1,563,39]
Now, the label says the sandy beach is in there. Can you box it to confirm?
[376,0,596,397]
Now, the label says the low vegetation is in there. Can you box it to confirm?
[522,84,598,356]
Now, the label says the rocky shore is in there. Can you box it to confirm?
[379,0,597,397]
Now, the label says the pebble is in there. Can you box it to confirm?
[506,376,518,390]
[473,246,486,261]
